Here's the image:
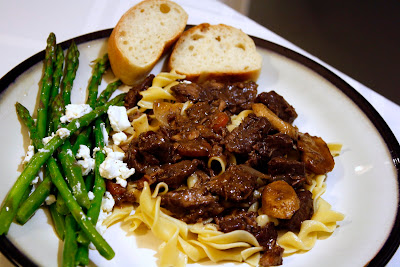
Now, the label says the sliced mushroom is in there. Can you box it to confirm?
[261,180,300,219]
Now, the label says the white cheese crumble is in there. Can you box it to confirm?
[38,148,50,153]
[45,194,56,205]
[88,191,95,201]
[115,177,127,188]
[112,131,127,146]
[94,191,115,236]
[56,128,71,139]
[42,133,56,145]
[99,147,134,188]
[23,145,35,164]
[60,104,93,123]
[100,123,109,146]
[76,145,95,176]
[107,106,131,132]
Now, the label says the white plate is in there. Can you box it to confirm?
[0,29,399,267]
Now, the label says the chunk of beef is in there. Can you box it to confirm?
[124,74,154,109]
[161,187,224,223]
[206,165,258,202]
[126,138,161,175]
[279,190,314,232]
[174,138,212,157]
[106,180,137,206]
[255,91,297,123]
[247,133,294,170]
[170,82,202,102]
[267,157,306,187]
[225,113,271,154]
[199,80,258,114]
[149,159,201,189]
[297,132,335,174]
[137,131,172,163]
[259,245,284,267]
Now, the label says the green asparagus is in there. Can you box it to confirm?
[36,32,56,140]
[63,214,78,267]
[0,93,126,235]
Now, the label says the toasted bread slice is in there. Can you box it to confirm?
[168,23,262,82]
[108,0,188,85]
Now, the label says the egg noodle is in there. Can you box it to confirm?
[104,71,344,266]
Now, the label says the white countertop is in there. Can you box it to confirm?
[0,0,398,266]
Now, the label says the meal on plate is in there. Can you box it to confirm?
[0,0,344,266]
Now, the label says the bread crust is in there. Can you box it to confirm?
[108,0,188,85]
[168,23,262,83]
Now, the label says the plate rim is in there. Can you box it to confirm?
[0,27,399,267]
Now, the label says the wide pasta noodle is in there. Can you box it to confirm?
[137,71,185,110]
[121,182,264,267]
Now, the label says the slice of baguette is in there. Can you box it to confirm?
[168,23,262,82]
[108,0,188,85]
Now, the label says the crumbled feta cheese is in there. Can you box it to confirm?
[115,177,127,188]
[31,176,40,185]
[60,104,93,123]
[112,131,127,145]
[100,123,109,146]
[101,191,115,213]
[99,147,135,182]
[66,149,73,156]
[42,133,56,145]
[23,145,35,164]
[107,106,131,132]
[75,121,80,128]
[76,145,95,176]
[88,191,95,201]
[45,194,56,205]
[92,147,100,158]
[38,148,50,153]
[56,128,70,139]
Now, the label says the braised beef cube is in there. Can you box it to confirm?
[248,133,294,169]
[223,81,258,114]
[197,80,258,114]
[138,131,169,154]
[297,132,335,174]
[175,138,212,157]
[171,82,202,102]
[279,190,314,232]
[186,102,212,123]
[267,157,306,187]
[268,157,305,176]
[150,159,201,189]
[206,165,258,202]
[161,188,224,223]
[259,245,284,267]
[255,91,297,123]
[124,74,154,109]
[126,140,160,174]
[257,133,294,158]
[225,113,271,154]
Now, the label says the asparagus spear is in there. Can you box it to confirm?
[61,42,79,106]
[49,201,65,240]
[87,53,109,109]
[47,155,115,260]
[36,32,56,140]
[0,93,126,235]
[63,214,79,267]
[97,79,122,106]
[50,45,65,103]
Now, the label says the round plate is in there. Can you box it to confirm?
[0,28,399,267]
